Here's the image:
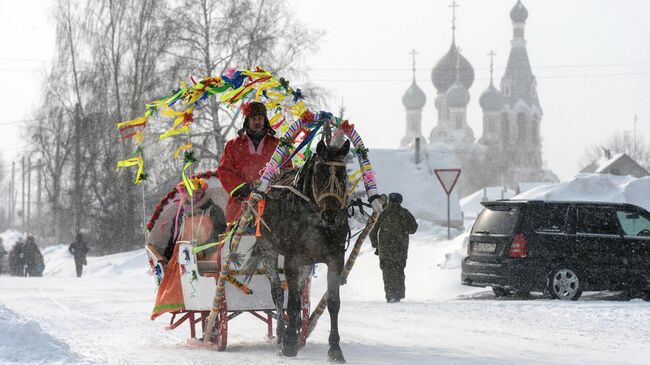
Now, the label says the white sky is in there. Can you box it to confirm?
[1,0,650,182]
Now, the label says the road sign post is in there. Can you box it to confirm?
[434,168,461,240]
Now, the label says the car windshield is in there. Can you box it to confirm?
[472,206,519,235]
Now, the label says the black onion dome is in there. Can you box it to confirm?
[431,44,475,92]
[479,83,504,111]
[402,80,427,109]
[446,80,470,108]
[510,0,528,23]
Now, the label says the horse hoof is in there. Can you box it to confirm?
[328,349,346,363]
[281,345,298,357]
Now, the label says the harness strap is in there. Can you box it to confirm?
[269,184,312,203]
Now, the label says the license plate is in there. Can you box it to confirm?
[475,243,496,252]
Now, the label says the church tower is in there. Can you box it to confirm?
[499,0,543,178]
[401,50,426,148]
[429,0,475,145]
[478,51,506,185]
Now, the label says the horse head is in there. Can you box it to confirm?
[311,139,350,230]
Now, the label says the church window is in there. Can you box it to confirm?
[503,83,511,97]
[532,115,540,144]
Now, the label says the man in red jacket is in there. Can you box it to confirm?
[218,101,280,222]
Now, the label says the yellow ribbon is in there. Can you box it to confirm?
[182,161,195,196]
[173,143,193,160]
[116,116,148,130]
[115,156,144,184]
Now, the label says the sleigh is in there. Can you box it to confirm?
[145,172,310,350]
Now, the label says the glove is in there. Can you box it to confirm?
[231,184,251,198]
[374,249,378,256]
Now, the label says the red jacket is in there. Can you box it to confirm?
[217,133,280,222]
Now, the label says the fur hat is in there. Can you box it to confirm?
[238,101,275,136]
[388,192,403,204]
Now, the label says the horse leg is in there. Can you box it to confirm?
[327,258,346,363]
[262,253,285,346]
[281,258,301,357]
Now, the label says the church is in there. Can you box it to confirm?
[400,0,558,197]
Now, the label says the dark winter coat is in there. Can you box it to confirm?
[69,238,89,260]
[370,203,418,267]
[8,243,24,276]
[23,240,44,277]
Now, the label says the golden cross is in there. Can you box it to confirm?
[487,50,496,84]
[449,1,460,43]
[410,49,418,80]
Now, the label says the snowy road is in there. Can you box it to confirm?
[2,227,650,364]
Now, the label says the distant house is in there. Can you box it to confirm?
[580,153,649,178]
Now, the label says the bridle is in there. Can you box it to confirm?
[312,160,347,211]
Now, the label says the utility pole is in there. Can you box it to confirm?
[21,157,25,232]
[634,114,638,157]
[27,157,31,234]
[37,159,42,237]
[74,103,81,236]
[10,161,15,228]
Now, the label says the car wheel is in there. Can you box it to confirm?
[548,268,583,301]
[492,286,511,298]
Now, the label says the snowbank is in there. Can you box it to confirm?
[42,244,149,278]
[515,173,650,211]
[0,305,77,364]
[0,229,25,252]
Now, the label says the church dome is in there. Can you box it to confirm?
[402,80,427,110]
[446,80,470,108]
[479,83,504,111]
[510,0,528,23]
[431,44,474,92]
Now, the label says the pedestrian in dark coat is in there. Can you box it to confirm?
[23,236,44,277]
[8,239,25,276]
[369,192,418,303]
[0,238,7,275]
[69,233,89,277]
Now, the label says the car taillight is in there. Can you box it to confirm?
[508,233,527,258]
[467,240,472,255]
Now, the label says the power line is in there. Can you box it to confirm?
[308,61,650,72]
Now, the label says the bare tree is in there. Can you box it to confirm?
[165,0,322,167]
[581,131,650,171]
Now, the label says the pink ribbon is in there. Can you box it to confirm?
[362,170,376,183]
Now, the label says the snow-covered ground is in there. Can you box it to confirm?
[2,173,650,364]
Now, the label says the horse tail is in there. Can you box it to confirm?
[241,239,263,284]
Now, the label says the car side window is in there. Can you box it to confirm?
[531,205,567,233]
[616,210,650,237]
[576,207,619,235]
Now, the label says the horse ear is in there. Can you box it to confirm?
[337,140,351,159]
[316,140,327,159]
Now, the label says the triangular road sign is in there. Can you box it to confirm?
[434,168,461,195]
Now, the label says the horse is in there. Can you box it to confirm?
[243,138,351,362]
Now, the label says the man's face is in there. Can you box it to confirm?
[248,115,265,135]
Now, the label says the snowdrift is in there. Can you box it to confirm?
[0,305,78,364]
[515,173,650,211]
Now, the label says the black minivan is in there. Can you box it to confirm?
[461,200,650,300]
